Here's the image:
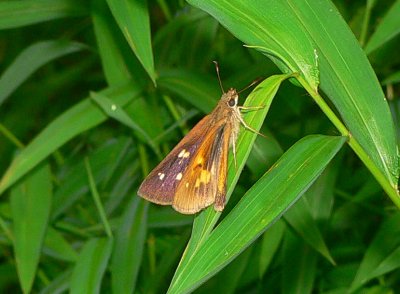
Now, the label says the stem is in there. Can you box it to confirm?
[299,77,400,208]
[84,157,113,238]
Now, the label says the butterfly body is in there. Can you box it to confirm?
[138,88,243,214]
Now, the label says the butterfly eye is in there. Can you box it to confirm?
[228,98,236,107]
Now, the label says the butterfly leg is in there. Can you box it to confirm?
[232,139,237,170]
[236,113,267,138]
[238,105,264,112]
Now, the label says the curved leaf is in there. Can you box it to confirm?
[111,197,148,294]
[106,0,156,84]
[187,0,399,203]
[0,0,87,30]
[70,238,113,294]
[168,135,346,293]
[11,163,52,294]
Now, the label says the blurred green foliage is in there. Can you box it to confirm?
[0,0,399,293]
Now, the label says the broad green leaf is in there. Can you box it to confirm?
[70,238,113,294]
[0,0,87,30]
[0,82,141,195]
[174,74,292,274]
[11,163,52,294]
[187,0,399,205]
[0,40,86,107]
[106,0,156,84]
[365,0,400,54]
[350,213,400,292]
[284,197,335,264]
[168,135,346,293]
[187,0,319,92]
[111,197,148,294]
[282,230,317,294]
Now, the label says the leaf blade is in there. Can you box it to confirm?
[11,163,52,294]
[168,135,346,293]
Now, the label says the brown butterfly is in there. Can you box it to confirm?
[138,62,263,214]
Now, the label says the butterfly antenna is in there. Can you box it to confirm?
[213,61,225,93]
[237,77,263,94]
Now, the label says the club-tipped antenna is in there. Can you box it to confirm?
[213,61,225,93]
[237,77,263,94]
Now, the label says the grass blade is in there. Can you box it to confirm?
[0,0,87,30]
[70,238,113,294]
[365,0,400,54]
[11,163,52,294]
[168,135,346,293]
[111,197,148,294]
[106,0,156,84]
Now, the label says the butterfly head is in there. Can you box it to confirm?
[222,88,239,108]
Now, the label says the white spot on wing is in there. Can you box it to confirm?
[158,172,165,180]
[178,149,186,158]
[176,173,182,180]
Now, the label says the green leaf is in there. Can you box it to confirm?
[11,163,52,294]
[70,238,113,294]
[0,40,86,107]
[0,82,141,195]
[0,0,87,30]
[91,0,147,87]
[111,197,148,294]
[106,0,156,84]
[168,135,346,293]
[365,0,400,54]
[187,0,399,206]
[187,0,319,91]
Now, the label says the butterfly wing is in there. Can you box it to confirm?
[138,114,214,205]
[172,122,232,214]
[138,113,233,214]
